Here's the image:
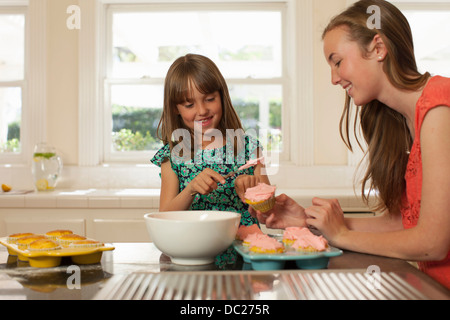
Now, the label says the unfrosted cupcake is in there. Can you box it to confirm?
[28,239,61,252]
[69,239,104,249]
[45,229,73,240]
[7,232,35,244]
[244,183,276,213]
[248,234,284,254]
[58,234,87,247]
[16,235,48,250]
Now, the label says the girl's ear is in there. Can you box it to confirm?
[371,34,388,61]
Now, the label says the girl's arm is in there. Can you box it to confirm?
[307,106,450,261]
[158,161,190,211]
[344,210,403,233]
[159,161,226,212]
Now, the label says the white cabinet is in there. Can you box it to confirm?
[4,216,85,236]
[92,219,150,242]
[0,208,152,242]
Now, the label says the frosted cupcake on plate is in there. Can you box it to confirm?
[242,233,267,247]
[248,234,284,254]
[244,183,276,213]
[282,227,313,246]
[290,228,329,252]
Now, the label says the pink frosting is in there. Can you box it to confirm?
[249,235,283,250]
[238,157,265,171]
[243,233,267,245]
[287,227,328,251]
[282,227,311,241]
[244,183,276,202]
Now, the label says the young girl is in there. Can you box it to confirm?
[253,0,450,288]
[151,54,270,267]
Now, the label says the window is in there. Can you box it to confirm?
[103,3,286,163]
[0,8,25,156]
[394,1,450,77]
[403,9,450,77]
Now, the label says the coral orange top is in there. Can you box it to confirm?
[401,76,450,289]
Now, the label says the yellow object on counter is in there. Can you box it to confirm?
[0,237,114,268]
[2,184,12,192]
[35,179,50,191]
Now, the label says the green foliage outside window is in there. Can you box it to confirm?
[111,100,281,152]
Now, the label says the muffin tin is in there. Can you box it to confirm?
[0,237,114,268]
[233,240,343,271]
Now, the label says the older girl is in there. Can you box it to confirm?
[254,0,450,288]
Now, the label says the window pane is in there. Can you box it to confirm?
[229,84,283,152]
[109,84,282,153]
[0,87,22,153]
[112,10,282,79]
[403,10,450,77]
[110,85,164,152]
[0,14,25,81]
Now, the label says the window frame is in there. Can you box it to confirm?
[0,5,26,164]
[78,0,303,167]
[100,1,290,164]
[0,0,47,166]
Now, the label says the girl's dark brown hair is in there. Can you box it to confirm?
[323,0,430,214]
[157,54,243,151]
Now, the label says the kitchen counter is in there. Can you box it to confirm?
[0,187,374,212]
[0,243,448,300]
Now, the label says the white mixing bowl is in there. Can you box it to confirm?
[144,211,240,265]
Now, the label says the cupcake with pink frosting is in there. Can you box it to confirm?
[244,183,276,213]
[242,233,268,247]
[247,234,284,254]
[282,227,312,246]
[286,227,329,252]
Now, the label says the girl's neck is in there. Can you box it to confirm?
[377,81,429,139]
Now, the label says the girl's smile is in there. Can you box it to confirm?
[176,85,223,146]
[195,116,214,128]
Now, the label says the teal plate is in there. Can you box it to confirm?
[233,240,343,271]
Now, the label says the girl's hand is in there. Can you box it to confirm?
[234,174,260,202]
[188,168,226,195]
[304,198,348,245]
[249,194,307,229]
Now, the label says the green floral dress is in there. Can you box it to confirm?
[151,135,261,268]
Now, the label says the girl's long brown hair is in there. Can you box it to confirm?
[157,54,243,152]
[323,0,430,214]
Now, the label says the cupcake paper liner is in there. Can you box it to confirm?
[246,196,276,213]
[69,240,104,249]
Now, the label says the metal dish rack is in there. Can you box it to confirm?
[94,269,445,300]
